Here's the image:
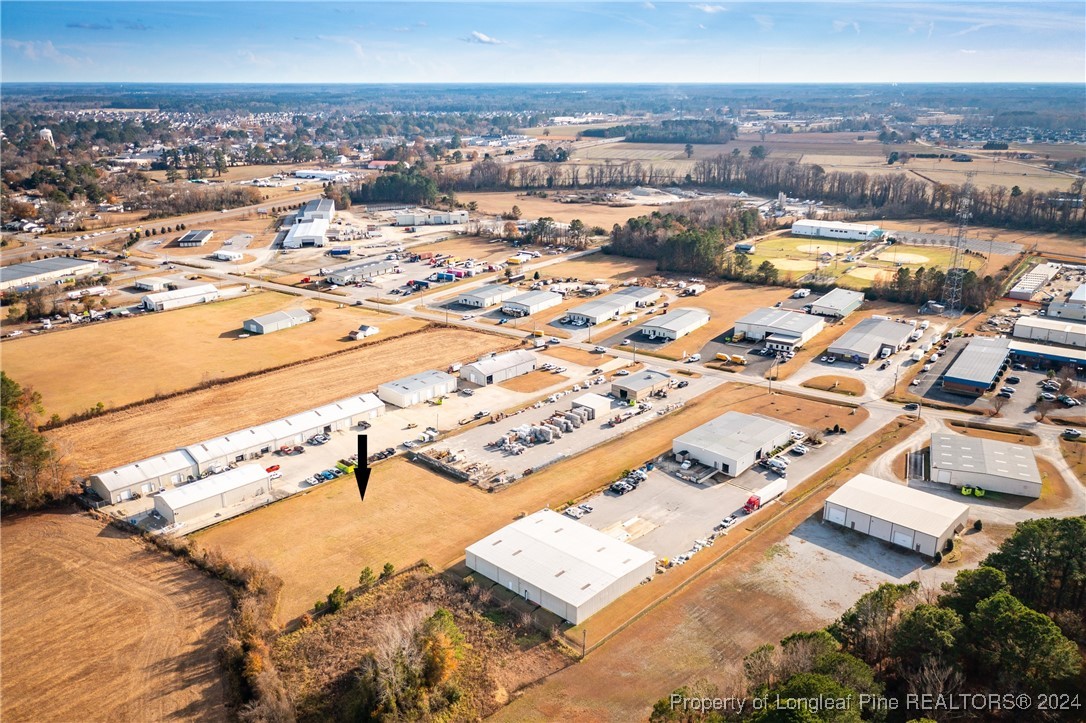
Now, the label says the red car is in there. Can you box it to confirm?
[265,465,281,473]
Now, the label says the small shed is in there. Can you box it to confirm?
[571,393,611,420]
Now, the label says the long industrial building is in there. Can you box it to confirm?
[1013,316,1086,349]
[823,473,969,557]
[460,350,537,385]
[141,284,219,311]
[827,317,914,363]
[0,257,100,291]
[639,308,710,341]
[808,288,865,318]
[465,509,656,625]
[929,433,1041,498]
[791,220,883,242]
[1047,283,1086,321]
[327,260,396,285]
[502,290,563,317]
[457,284,518,308]
[567,287,661,326]
[89,450,199,504]
[941,337,1011,396]
[1008,262,1061,301]
[154,465,273,526]
[673,411,792,477]
[735,308,825,351]
[396,210,468,225]
[242,309,313,335]
[283,218,329,248]
[377,370,458,408]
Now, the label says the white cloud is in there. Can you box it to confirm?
[643,1,655,9]
[832,19,860,34]
[463,30,505,45]
[237,49,272,66]
[959,49,978,54]
[691,4,727,14]
[753,14,773,31]
[317,35,365,60]
[906,20,934,38]
[949,23,992,37]
[2,39,81,67]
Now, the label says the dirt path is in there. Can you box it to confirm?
[1,509,230,722]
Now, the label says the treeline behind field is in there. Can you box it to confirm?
[580,119,738,144]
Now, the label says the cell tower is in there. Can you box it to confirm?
[941,173,975,317]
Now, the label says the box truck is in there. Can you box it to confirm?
[743,478,787,513]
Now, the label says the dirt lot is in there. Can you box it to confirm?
[459,191,664,228]
[4,291,426,418]
[1059,438,1086,481]
[499,369,570,393]
[541,345,612,366]
[801,375,866,397]
[411,234,518,266]
[542,254,659,283]
[157,215,279,256]
[49,327,512,475]
[196,383,863,622]
[946,421,1040,447]
[1,509,229,722]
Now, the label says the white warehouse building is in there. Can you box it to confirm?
[1013,316,1086,349]
[457,284,518,308]
[791,219,883,242]
[141,284,219,311]
[465,510,656,625]
[133,276,169,292]
[640,308,710,341]
[929,433,1041,498]
[242,308,313,335]
[460,350,537,386]
[735,308,826,351]
[823,473,969,558]
[283,218,329,248]
[673,411,792,477]
[1047,283,1086,321]
[502,290,563,317]
[396,210,468,225]
[327,260,396,285]
[828,317,915,363]
[809,288,865,318]
[0,257,100,292]
[212,250,244,262]
[89,450,199,504]
[154,465,273,527]
[377,370,458,408]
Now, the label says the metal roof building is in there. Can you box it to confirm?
[133,276,169,292]
[460,350,537,386]
[823,474,969,557]
[567,287,659,325]
[302,198,336,221]
[327,259,396,285]
[456,283,518,308]
[242,308,313,335]
[613,286,662,307]
[1047,283,1086,322]
[827,317,915,362]
[465,509,656,624]
[283,218,329,248]
[735,307,825,350]
[929,433,1041,498]
[154,465,273,527]
[791,220,883,242]
[141,283,219,311]
[177,230,213,247]
[640,308,710,341]
[941,337,1011,396]
[502,290,563,317]
[809,288,865,318]
[0,257,99,291]
[1008,339,1086,367]
[673,411,792,477]
[1013,316,1086,349]
[89,450,199,504]
[377,370,458,408]
[611,369,672,402]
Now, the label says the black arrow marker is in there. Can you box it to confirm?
[355,434,372,502]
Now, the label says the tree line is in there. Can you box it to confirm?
[0,372,71,510]
[651,517,1085,723]
[580,119,739,144]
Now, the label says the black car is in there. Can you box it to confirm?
[677,380,690,388]
[1005,376,1021,384]
[903,403,919,412]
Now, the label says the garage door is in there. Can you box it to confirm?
[825,506,846,525]
[892,530,914,548]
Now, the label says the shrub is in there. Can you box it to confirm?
[933,552,943,564]
[358,566,375,589]
[974,519,983,531]
[326,585,348,613]
[381,562,395,579]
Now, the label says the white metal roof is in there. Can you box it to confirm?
[612,369,671,392]
[458,283,517,302]
[466,510,656,607]
[379,369,457,394]
[792,219,881,234]
[462,350,536,377]
[158,465,269,511]
[1014,316,1086,342]
[674,411,790,459]
[1069,283,1086,305]
[505,290,562,307]
[641,308,709,333]
[568,296,629,319]
[92,450,197,492]
[929,433,1041,485]
[184,426,278,465]
[811,288,865,312]
[613,286,661,301]
[134,276,170,288]
[826,474,969,538]
[829,317,914,357]
[737,307,824,336]
[571,392,612,414]
[943,337,1011,385]
[245,308,313,328]
[141,284,218,304]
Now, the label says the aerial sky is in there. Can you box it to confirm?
[2,1,1084,83]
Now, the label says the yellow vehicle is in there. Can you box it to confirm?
[716,352,731,362]
[532,330,544,337]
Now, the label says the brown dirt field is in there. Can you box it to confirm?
[160,215,278,257]
[542,254,660,283]
[49,327,512,476]
[541,345,612,366]
[196,383,862,621]
[946,421,1041,446]
[493,416,915,723]
[771,301,918,380]
[500,370,569,393]
[1027,458,1076,512]
[411,234,518,266]
[4,291,426,418]
[1,509,229,722]
[876,218,1085,260]
[801,375,866,397]
[1058,438,1086,481]
[460,191,662,228]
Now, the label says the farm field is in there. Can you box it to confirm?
[196,382,863,621]
[1,509,229,722]
[48,326,512,475]
[517,121,629,140]
[542,254,659,283]
[877,218,1085,260]
[458,191,665,228]
[4,291,427,418]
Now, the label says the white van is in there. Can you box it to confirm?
[687,353,701,362]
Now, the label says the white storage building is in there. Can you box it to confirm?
[735,308,825,351]
[154,465,273,526]
[377,370,458,408]
[941,337,1011,396]
[929,433,1041,498]
[0,257,100,291]
[611,370,672,402]
[141,284,219,311]
[465,510,656,625]
[327,260,396,285]
[571,392,612,420]
[614,286,662,307]
[396,210,468,225]
[673,411,791,477]
[460,350,537,386]
[213,250,244,262]
[89,450,199,504]
[791,220,883,242]
[283,218,329,248]
[640,308,710,341]
[133,276,169,292]
[1008,262,1061,301]
[457,284,518,308]
[567,286,658,326]
[301,198,336,221]
[1047,283,1086,321]
[502,290,563,317]
[177,230,213,247]
[242,308,313,335]
[1013,316,1086,349]
[809,288,865,318]
[827,317,915,363]
[823,473,969,558]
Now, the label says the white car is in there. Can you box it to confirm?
[461,314,474,320]
[269,471,283,480]
[549,337,560,344]
[615,369,630,376]
[594,346,606,353]
[564,506,585,519]
[792,444,809,455]
[790,430,806,441]
[621,339,631,346]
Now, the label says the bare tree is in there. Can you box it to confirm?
[902,659,964,722]
[990,395,1009,417]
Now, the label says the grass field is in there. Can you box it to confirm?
[195,383,863,622]
[500,369,569,392]
[49,326,512,476]
[1059,438,1085,481]
[4,291,427,418]
[543,254,659,283]
[459,191,663,228]
[1,509,229,722]
[801,375,866,396]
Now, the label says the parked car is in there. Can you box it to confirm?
[579,504,594,514]
[1039,392,1058,402]
[716,514,739,531]
[789,430,805,441]
[791,444,809,455]
[1000,386,1016,395]
[269,471,283,480]
[903,403,919,412]
[615,369,630,376]
[677,380,689,388]
[594,346,606,353]
[1005,376,1021,384]
[564,506,585,519]
[1064,429,1082,439]
[997,391,1013,399]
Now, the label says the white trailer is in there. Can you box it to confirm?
[743,478,787,512]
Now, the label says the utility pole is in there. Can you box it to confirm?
[942,172,975,318]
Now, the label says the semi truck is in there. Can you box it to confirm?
[743,478,787,513]
[792,288,811,298]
